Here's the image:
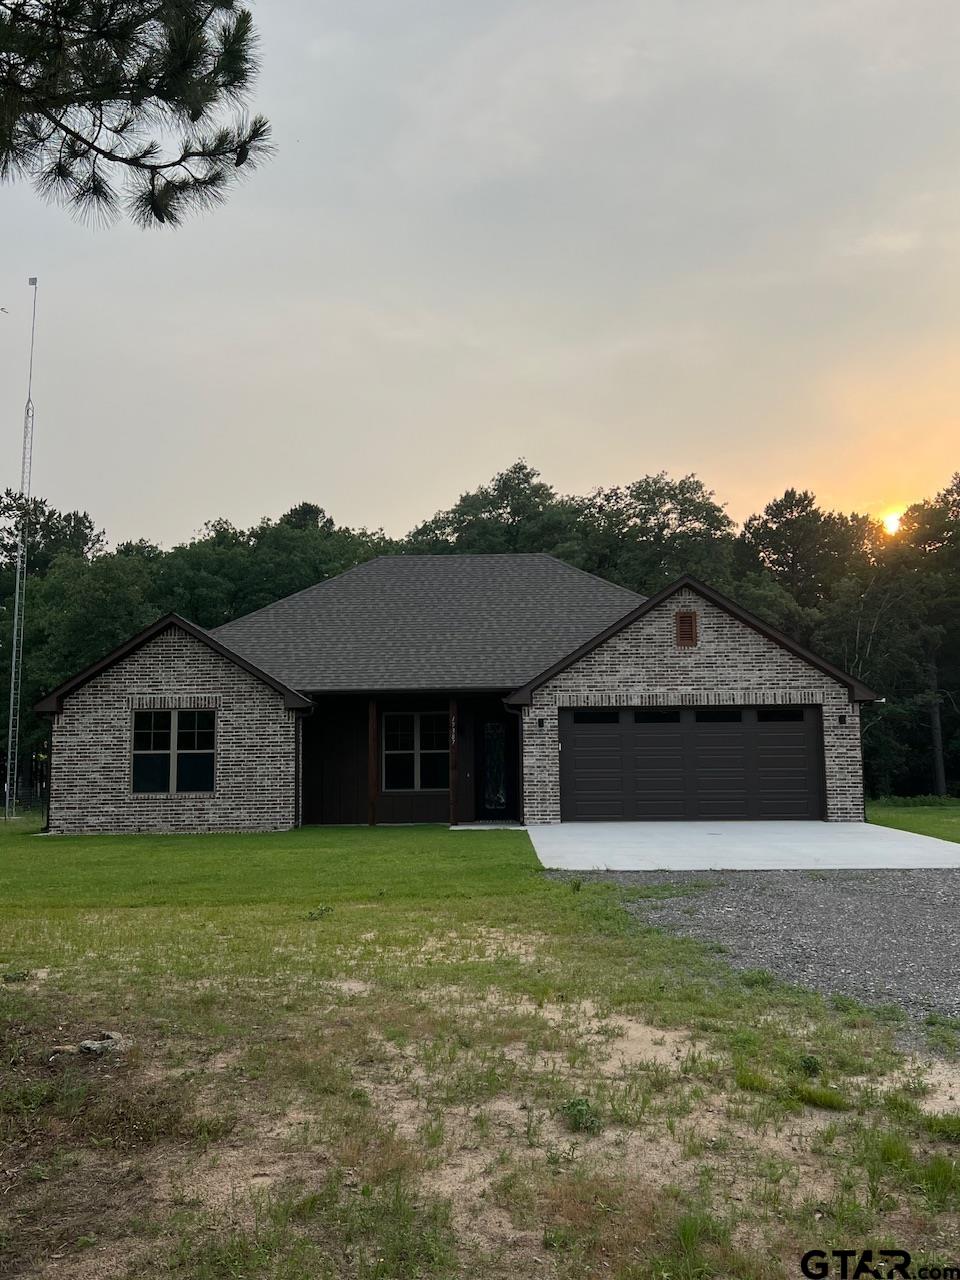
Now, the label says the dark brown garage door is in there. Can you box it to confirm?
[558,706,824,821]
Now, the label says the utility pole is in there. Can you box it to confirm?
[5,277,38,820]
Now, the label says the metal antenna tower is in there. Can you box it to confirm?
[5,277,39,820]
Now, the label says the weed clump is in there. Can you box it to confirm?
[559,1096,604,1134]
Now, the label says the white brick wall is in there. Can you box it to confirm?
[47,628,299,834]
[521,588,864,824]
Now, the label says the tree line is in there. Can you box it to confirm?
[2,462,957,798]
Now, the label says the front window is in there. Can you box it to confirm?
[132,709,216,794]
[382,711,449,791]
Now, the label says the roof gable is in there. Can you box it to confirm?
[505,575,878,705]
[34,615,313,716]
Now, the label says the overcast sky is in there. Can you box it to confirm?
[2,0,958,546]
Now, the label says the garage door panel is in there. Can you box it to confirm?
[634,776,685,795]
[559,706,824,822]
[566,794,626,819]
[634,752,686,773]
[634,802,687,818]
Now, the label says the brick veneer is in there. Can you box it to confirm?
[47,627,300,834]
[521,588,865,824]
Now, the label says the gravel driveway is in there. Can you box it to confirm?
[569,868,960,1028]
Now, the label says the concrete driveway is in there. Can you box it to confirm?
[528,820,960,871]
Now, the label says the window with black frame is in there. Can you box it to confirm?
[382,711,449,791]
[132,709,216,793]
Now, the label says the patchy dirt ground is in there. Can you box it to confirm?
[5,825,960,1280]
[8,964,960,1280]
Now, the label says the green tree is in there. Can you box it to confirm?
[2,550,157,765]
[569,473,735,593]
[406,461,579,556]
[11,469,960,802]
[29,550,156,687]
[0,489,103,577]
[811,566,945,796]
[893,475,960,794]
[148,506,391,626]
[0,0,270,226]
[738,489,872,608]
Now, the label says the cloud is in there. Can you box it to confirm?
[847,229,921,257]
[385,0,960,190]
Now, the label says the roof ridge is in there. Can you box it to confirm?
[214,552,640,635]
[389,551,559,560]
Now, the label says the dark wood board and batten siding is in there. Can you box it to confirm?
[300,694,502,826]
[558,706,825,821]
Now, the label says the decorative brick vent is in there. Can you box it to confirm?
[675,611,697,647]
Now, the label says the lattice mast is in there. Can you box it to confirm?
[5,278,39,820]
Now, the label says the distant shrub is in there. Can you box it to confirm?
[870,794,960,808]
[797,1053,822,1078]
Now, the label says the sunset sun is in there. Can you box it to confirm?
[882,511,903,535]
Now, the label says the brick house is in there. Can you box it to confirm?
[36,555,876,834]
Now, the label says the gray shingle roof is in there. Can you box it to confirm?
[212,554,642,693]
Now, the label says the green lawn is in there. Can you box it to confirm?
[2,817,959,1279]
[868,797,960,842]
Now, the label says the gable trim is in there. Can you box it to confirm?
[504,575,878,706]
[34,614,314,716]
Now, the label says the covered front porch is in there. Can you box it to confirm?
[300,694,521,826]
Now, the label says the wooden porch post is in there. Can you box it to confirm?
[367,698,378,826]
[449,697,459,826]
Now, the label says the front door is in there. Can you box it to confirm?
[475,717,519,820]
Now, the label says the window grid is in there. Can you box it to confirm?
[132,709,216,794]
[382,712,449,792]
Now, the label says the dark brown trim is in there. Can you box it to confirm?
[504,703,525,824]
[505,575,879,706]
[294,713,304,828]
[34,614,313,716]
[449,697,459,826]
[367,698,378,826]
